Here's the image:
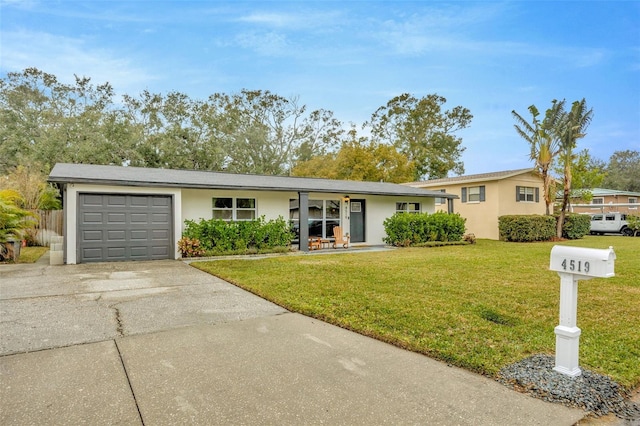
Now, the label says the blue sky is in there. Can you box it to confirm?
[1,0,639,175]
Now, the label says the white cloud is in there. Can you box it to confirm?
[0,29,156,93]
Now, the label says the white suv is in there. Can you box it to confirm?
[589,213,633,236]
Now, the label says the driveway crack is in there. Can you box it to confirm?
[109,303,125,337]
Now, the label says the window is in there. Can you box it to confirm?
[435,189,446,205]
[461,186,485,203]
[591,214,603,221]
[289,199,341,240]
[212,197,256,221]
[591,198,604,205]
[516,186,539,202]
[629,197,637,204]
[396,202,421,213]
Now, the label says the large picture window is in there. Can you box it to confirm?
[289,199,341,240]
[212,197,256,221]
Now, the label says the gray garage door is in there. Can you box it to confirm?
[78,193,173,263]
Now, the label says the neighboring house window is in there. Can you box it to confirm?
[212,197,256,221]
[592,198,604,205]
[516,186,539,202]
[629,197,637,204]
[435,189,446,205]
[396,202,421,213]
[461,186,485,203]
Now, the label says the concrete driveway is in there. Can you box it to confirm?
[0,255,586,425]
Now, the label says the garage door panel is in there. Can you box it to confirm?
[107,213,126,224]
[107,195,126,207]
[82,194,105,206]
[78,194,173,263]
[130,196,150,206]
[130,230,148,241]
[81,230,104,241]
[130,213,148,223]
[82,248,104,261]
[107,230,126,241]
[82,212,104,224]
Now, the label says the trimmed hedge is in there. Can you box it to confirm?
[498,215,556,242]
[383,212,466,247]
[182,216,294,255]
[559,213,590,240]
[499,214,591,242]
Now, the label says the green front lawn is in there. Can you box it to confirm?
[193,236,640,388]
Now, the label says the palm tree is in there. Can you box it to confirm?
[512,100,566,215]
[556,98,593,237]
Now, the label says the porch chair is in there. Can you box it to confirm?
[332,226,350,249]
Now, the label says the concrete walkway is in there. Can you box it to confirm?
[0,258,586,425]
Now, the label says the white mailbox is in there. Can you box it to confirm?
[549,245,615,377]
[550,245,615,279]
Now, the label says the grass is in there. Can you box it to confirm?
[17,246,48,263]
[193,236,640,389]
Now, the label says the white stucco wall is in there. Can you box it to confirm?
[63,185,438,263]
[63,184,182,264]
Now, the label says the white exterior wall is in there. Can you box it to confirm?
[181,189,436,246]
[64,185,438,263]
[181,189,293,228]
[63,184,182,264]
[364,195,436,245]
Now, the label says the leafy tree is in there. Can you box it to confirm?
[0,68,124,173]
[553,149,606,203]
[512,100,566,214]
[0,165,61,210]
[602,150,640,192]
[556,99,593,238]
[292,128,415,183]
[367,93,472,180]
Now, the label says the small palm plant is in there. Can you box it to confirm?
[0,190,37,261]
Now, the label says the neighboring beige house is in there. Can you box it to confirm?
[405,168,546,240]
[570,188,640,215]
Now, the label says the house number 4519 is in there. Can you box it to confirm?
[561,259,590,273]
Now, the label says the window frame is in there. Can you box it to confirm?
[212,197,257,221]
[591,197,604,205]
[516,185,539,203]
[461,186,485,203]
[396,202,421,214]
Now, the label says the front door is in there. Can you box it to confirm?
[349,199,365,243]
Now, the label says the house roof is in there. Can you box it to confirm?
[590,188,640,197]
[49,163,457,199]
[404,168,537,188]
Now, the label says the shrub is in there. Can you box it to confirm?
[559,213,591,240]
[626,215,640,236]
[383,212,466,246]
[177,237,206,257]
[498,215,556,242]
[182,216,294,256]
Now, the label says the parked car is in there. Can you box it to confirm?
[589,212,634,236]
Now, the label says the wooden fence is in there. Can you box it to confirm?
[30,210,64,246]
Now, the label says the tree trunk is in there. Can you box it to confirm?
[557,163,572,238]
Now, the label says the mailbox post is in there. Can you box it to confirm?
[549,246,615,377]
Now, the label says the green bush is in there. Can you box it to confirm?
[498,215,556,242]
[182,216,294,256]
[627,215,640,236]
[383,212,466,246]
[559,213,591,240]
